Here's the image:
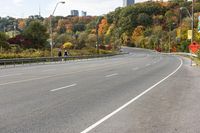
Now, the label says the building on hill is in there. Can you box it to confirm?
[123,0,135,7]
[71,10,79,17]
[81,11,87,17]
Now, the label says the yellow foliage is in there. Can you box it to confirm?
[132,26,145,42]
[63,42,73,49]
[18,20,26,30]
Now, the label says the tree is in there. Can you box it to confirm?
[7,34,32,48]
[23,21,49,49]
[0,32,9,49]
[77,32,88,49]
[137,13,152,27]
[87,34,96,47]
[18,19,26,31]
[73,23,86,33]
[132,26,145,47]
[63,42,73,49]
[165,10,178,30]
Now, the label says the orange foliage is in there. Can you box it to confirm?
[18,20,26,30]
[66,24,73,32]
[98,18,108,36]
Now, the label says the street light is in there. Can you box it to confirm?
[50,1,65,57]
[180,1,194,66]
[180,1,194,43]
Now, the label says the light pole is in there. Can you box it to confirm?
[180,1,194,43]
[50,1,65,57]
[180,1,194,65]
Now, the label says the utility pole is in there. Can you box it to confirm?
[50,1,65,57]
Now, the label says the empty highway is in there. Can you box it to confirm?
[0,47,200,133]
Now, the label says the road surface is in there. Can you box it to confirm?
[0,47,200,133]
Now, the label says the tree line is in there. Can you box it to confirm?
[1,0,200,56]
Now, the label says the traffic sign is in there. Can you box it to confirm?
[189,42,200,53]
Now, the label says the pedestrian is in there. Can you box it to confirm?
[58,49,62,57]
[64,50,68,57]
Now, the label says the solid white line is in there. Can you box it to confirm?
[43,69,56,72]
[0,73,23,78]
[80,58,183,133]
[105,73,118,78]
[50,84,77,92]
[0,60,131,87]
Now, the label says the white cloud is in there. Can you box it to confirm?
[13,0,23,6]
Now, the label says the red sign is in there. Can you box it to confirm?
[189,42,200,53]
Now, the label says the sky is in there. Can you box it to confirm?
[0,0,147,18]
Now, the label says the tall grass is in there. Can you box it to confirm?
[0,47,115,59]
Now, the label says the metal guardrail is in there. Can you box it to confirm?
[0,53,122,69]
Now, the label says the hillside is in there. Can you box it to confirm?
[1,1,200,58]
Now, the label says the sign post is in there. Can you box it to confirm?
[189,42,200,66]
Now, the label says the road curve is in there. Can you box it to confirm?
[0,47,199,133]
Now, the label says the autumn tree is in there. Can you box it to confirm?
[18,19,26,31]
[0,32,9,49]
[23,21,49,49]
[132,26,145,47]
[137,13,152,27]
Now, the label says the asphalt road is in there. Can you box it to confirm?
[0,47,200,133]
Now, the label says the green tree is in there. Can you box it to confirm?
[137,13,152,27]
[23,21,49,49]
[0,32,9,49]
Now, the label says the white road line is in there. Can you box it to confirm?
[50,84,77,92]
[105,73,119,78]
[0,73,23,78]
[80,58,183,133]
[0,62,128,86]
[42,69,56,72]
[132,67,139,71]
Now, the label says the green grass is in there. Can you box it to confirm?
[192,57,200,66]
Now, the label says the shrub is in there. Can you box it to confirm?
[198,51,200,59]
[63,42,73,49]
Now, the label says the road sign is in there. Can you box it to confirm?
[189,42,200,53]
[188,30,192,39]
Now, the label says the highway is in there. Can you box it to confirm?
[0,47,200,133]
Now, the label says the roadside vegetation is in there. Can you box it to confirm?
[1,0,200,58]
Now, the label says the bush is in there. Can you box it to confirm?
[198,51,200,59]
[63,42,73,49]
[0,49,50,59]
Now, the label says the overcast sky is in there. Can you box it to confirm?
[0,0,148,18]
